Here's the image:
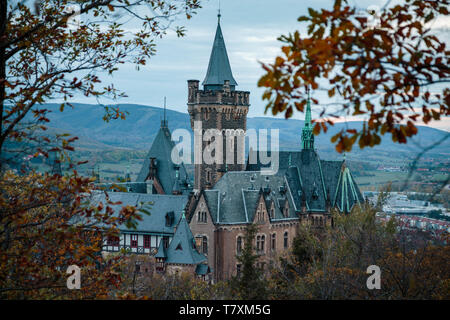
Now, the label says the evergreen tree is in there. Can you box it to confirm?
[232,223,267,299]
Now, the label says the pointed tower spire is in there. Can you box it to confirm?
[202,12,237,91]
[302,86,315,150]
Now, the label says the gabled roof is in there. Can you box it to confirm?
[88,192,188,234]
[202,18,237,90]
[164,213,207,265]
[203,171,298,224]
[136,125,191,195]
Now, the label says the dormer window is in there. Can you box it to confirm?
[175,243,182,251]
[165,211,174,227]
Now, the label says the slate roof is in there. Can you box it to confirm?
[88,192,189,234]
[155,239,167,258]
[155,241,167,259]
[245,149,364,215]
[136,125,191,195]
[197,172,298,225]
[202,18,238,90]
[163,213,207,265]
[195,264,211,275]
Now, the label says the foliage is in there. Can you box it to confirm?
[266,203,449,299]
[114,255,231,300]
[0,0,200,299]
[258,0,449,153]
[0,0,201,168]
[230,223,268,299]
[0,170,143,299]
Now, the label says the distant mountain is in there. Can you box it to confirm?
[36,103,449,162]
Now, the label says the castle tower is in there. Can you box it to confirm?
[188,14,250,191]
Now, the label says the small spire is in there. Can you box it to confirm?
[305,87,312,128]
[161,96,168,128]
[301,86,315,150]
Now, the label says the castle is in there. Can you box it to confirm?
[95,14,364,282]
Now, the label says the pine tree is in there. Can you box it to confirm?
[233,223,267,299]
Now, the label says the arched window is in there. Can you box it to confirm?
[271,233,276,251]
[256,235,265,254]
[236,236,242,254]
[197,211,207,223]
[202,236,208,254]
[284,232,288,249]
[206,169,211,183]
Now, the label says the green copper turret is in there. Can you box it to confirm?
[302,88,314,150]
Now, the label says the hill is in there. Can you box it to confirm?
[36,103,449,163]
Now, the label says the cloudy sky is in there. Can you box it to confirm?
[67,0,449,131]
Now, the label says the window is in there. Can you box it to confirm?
[256,235,265,254]
[206,170,212,183]
[107,236,119,246]
[236,264,242,278]
[198,211,207,223]
[284,232,288,249]
[144,235,151,249]
[202,236,208,254]
[163,236,169,249]
[236,236,242,254]
[131,234,138,248]
[271,233,276,251]
[176,243,183,251]
[257,204,265,222]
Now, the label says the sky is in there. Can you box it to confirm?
[62,0,450,131]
